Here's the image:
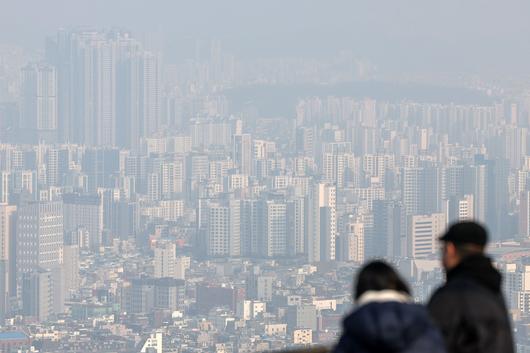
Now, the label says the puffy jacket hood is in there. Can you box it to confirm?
[343,301,433,352]
[446,254,502,293]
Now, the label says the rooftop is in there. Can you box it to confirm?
[0,331,29,341]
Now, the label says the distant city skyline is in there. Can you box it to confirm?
[1,3,530,352]
[2,1,530,78]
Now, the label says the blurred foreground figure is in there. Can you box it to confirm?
[428,222,514,353]
[332,261,446,353]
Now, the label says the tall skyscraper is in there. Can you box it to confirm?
[372,200,403,259]
[47,29,160,148]
[0,204,16,319]
[116,44,142,148]
[240,199,260,257]
[55,30,117,145]
[141,51,161,138]
[261,200,288,258]
[20,63,57,143]
[306,183,336,262]
[402,167,422,216]
[45,147,59,187]
[520,191,530,239]
[287,198,305,256]
[233,134,253,176]
[465,162,488,226]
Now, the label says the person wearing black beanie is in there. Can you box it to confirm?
[428,221,514,353]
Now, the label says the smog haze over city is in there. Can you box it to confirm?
[0,1,529,352]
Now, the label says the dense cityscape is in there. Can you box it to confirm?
[1,6,530,353]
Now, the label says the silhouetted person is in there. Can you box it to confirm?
[428,221,514,353]
[333,261,446,353]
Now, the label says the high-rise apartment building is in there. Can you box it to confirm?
[458,194,474,221]
[190,118,232,150]
[22,269,54,322]
[62,237,79,300]
[233,134,253,176]
[16,200,63,275]
[341,220,365,263]
[467,163,488,225]
[160,160,184,198]
[20,63,57,143]
[0,204,16,319]
[154,242,176,278]
[16,199,64,318]
[372,200,403,259]
[82,148,120,193]
[47,29,160,148]
[287,198,305,256]
[261,200,288,258]
[520,191,530,239]
[63,193,103,251]
[402,166,440,216]
[296,127,314,157]
[322,152,349,188]
[240,199,260,257]
[408,213,446,259]
[0,172,9,204]
[246,274,274,302]
[440,165,464,201]
[205,199,241,257]
[175,256,190,280]
[307,183,336,262]
[402,167,422,216]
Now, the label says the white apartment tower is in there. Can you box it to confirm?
[408,213,446,259]
[458,194,474,221]
[307,183,336,262]
[206,199,241,257]
[262,200,288,258]
[154,242,177,278]
[16,200,64,275]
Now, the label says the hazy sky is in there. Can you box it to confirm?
[3,0,530,76]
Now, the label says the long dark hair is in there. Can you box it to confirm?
[354,261,411,300]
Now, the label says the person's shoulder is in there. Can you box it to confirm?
[432,276,486,297]
[354,301,432,324]
[429,277,506,314]
[428,278,478,307]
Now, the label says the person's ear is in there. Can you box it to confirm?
[446,242,457,257]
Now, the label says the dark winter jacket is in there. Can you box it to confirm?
[333,292,447,353]
[428,254,514,353]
